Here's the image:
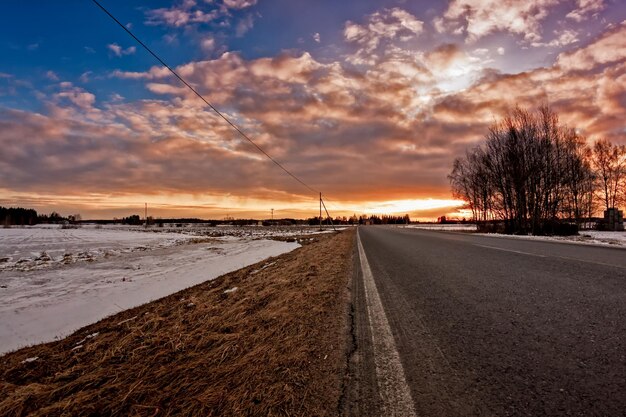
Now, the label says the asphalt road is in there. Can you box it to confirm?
[347,226,626,416]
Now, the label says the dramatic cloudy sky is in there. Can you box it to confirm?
[1,0,625,219]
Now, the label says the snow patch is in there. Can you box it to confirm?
[251,261,277,275]
[477,230,626,247]
[75,332,99,346]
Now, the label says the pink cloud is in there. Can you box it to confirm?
[107,43,136,57]
[556,20,626,71]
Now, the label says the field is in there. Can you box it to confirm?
[0,224,330,354]
[0,229,354,416]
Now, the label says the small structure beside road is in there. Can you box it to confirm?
[599,208,624,231]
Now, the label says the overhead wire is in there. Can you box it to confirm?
[91,0,320,196]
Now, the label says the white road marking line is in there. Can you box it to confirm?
[474,244,546,258]
[357,230,417,417]
[475,243,626,269]
[552,255,626,270]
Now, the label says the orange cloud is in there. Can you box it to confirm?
[2,8,625,219]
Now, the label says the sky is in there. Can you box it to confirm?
[1,0,625,220]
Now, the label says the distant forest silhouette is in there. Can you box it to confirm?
[0,206,410,227]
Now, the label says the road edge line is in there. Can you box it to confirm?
[357,229,417,417]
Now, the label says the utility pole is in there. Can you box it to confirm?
[144,203,148,228]
[271,208,274,221]
[319,192,322,231]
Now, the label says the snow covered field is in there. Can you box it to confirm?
[0,225,310,354]
[0,226,191,272]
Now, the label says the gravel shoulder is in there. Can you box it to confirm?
[0,229,355,416]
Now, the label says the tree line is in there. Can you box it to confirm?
[305,214,410,225]
[448,106,625,235]
[1,207,411,227]
[0,207,82,226]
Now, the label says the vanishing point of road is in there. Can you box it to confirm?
[346,226,626,416]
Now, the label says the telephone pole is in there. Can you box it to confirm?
[271,208,274,221]
[319,192,322,231]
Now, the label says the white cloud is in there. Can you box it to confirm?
[235,14,255,37]
[344,8,424,46]
[145,2,218,27]
[434,0,561,43]
[532,29,579,47]
[313,32,321,43]
[79,71,92,83]
[45,71,59,81]
[144,0,256,36]
[163,34,178,45]
[344,7,424,58]
[109,93,125,102]
[566,0,605,22]
[107,43,136,57]
[201,37,216,51]
[223,0,257,9]
[497,47,505,55]
[111,66,171,80]
[56,87,96,110]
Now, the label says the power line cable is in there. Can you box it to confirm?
[91,0,319,196]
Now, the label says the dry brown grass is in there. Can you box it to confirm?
[0,229,355,416]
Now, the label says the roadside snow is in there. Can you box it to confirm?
[401,223,626,247]
[477,230,626,247]
[0,227,300,355]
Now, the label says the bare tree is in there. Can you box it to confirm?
[449,105,596,235]
[592,139,626,211]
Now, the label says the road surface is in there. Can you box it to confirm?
[345,226,626,416]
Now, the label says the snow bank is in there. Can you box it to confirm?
[477,230,626,247]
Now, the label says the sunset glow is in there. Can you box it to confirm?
[1,1,625,220]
